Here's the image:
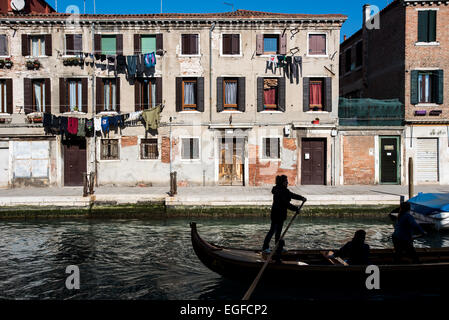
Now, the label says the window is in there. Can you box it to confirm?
[356,42,363,67]
[345,50,351,73]
[32,80,45,113]
[65,34,82,55]
[263,35,279,54]
[222,34,240,55]
[139,78,156,110]
[101,35,116,55]
[418,10,437,43]
[141,35,156,54]
[100,139,119,160]
[0,35,8,56]
[262,138,280,159]
[223,79,238,110]
[263,78,278,110]
[140,139,158,159]
[309,79,324,111]
[104,79,116,111]
[181,138,200,160]
[181,34,199,55]
[68,80,82,112]
[308,34,326,55]
[411,70,443,105]
[0,80,6,113]
[182,79,197,110]
[418,72,433,103]
[30,36,45,56]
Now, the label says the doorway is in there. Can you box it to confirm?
[301,138,326,185]
[218,137,245,186]
[379,136,400,184]
[63,139,87,186]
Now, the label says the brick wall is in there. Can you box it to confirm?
[121,136,138,147]
[343,136,375,184]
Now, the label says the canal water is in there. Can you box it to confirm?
[1,216,448,300]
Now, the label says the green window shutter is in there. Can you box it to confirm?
[418,11,429,42]
[410,70,418,105]
[101,35,116,55]
[428,10,437,42]
[141,35,156,54]
[436,69,444,104]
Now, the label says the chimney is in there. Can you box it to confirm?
[363,4,371,29]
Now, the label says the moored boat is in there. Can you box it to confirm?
[190,222,449,290]
[407,193,449,230]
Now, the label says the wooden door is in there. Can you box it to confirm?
[218,137,244,186]
[64,139,87,186]
[380,137,400,184]
[301,138,326,185]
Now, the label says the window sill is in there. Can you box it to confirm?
[62,111,87,116]
[305,111,330,113]
[138,158,161,162]
[0,55,11,58]
[180,158,201,162]
[259,110,283,114]
[260,158,281,162]
[307,54,328,58]
[259,54,280,58]
[178,110,201,113]
[97,111,118,115]
[99,159,121,162]
[26,56,49,59]
[220,110,243,114]
[220,54,243,58]
[415,42,440,46]
[415,103,440,107]
[179,54,201,58]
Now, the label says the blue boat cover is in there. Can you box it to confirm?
[408,193,449,216]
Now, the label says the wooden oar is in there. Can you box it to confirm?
[242,200,306,301]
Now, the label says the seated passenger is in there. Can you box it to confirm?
[327,230,370,265]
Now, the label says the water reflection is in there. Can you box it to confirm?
[1,216,449,300]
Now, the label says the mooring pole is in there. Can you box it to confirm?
[408,157,414,200]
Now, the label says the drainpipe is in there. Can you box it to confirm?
[91,22,98,187]
[209,22,215,123]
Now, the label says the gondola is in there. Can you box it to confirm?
[190,222,449,290]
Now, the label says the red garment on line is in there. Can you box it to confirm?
[67,117,79,135]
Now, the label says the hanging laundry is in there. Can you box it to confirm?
[292,56,302,84]
[60,116,68,136]
[67,117,79,135]
[136,54,145,76]
[144,52,156,68]
[126,111,142,122]
[86,119,94,137]
[94,117,102,132]
[142,106,161,130]
[109,115,118,130]
[116,55,126,74]
[77,118,86,137]
[127,55,137,78]
[101,116,110,134]
[43,113,52,134]
[107,55,115,64]
[51,115,61,134]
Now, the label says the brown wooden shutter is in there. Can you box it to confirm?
[59,78,66,113]
[232,34,240,55]
[197,77,204,112]
[94,34,101,54]
[237,77,246,112]
[181,35,189,55]
[44,78,51,114]
[278,77,286,112]
[6,79,12,114]
[192,35,199,55]
[74,34,83,53]
[325,77,332,112]
[116,77,120,112]
[22,34,29,56]
[280,34,287,55]
[116,34,123,55]
[81,78,88,113]
[66,34,74,55]
[134,34,141,55]
[256,34,263,55]
[45,34,52,56]
[156,77,162,105]
[156,34,163,52]
[222,34,231,55]
[303,78,310,112]
[134,80,141,111]
[257,77,264,111]
[176,77,182,112]
[96,77,104,113]
[23,78,32,114]
[216,77,223,112]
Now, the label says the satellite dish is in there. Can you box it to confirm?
[11,0,25,11]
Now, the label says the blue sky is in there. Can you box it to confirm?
[51,0,392,42]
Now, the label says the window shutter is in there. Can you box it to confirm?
[410,70,418,105]
[278,77,286,112]
[59,78,66,113]
[256,34,263,55]
[156,34,163,52]
[94,34,101,54]
[23,78,32,114]
[22,34,29,56]
[418,11,429,42]
[181,139,188,159]
[238,77,246,112]
[280,34,287,55]
[6,79,12,114]
[116,34,123,55]
[81,78,88,113]
[156,77,162,105]
[436,69,444,104]
[182,35,189,54]
[197,77,205,112]
[232,34,240,55]
[66,34,74,54]
[45,34,52,56]
[216,77,223,112]
[116,77,120,112]
[134,80,141,111]
[176,77,182,112]
[257,77,264,112]
[96,77,104,113]
[134,34,141,54]
[74,34,83,53]
[193,138,199,159]
[192,35,199,55]
[222,34,231,55]
[303,78,310,112]
[0,35,7,56]
[44,78,51,114]
[325,77,332,112]
[429,10,437,42]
